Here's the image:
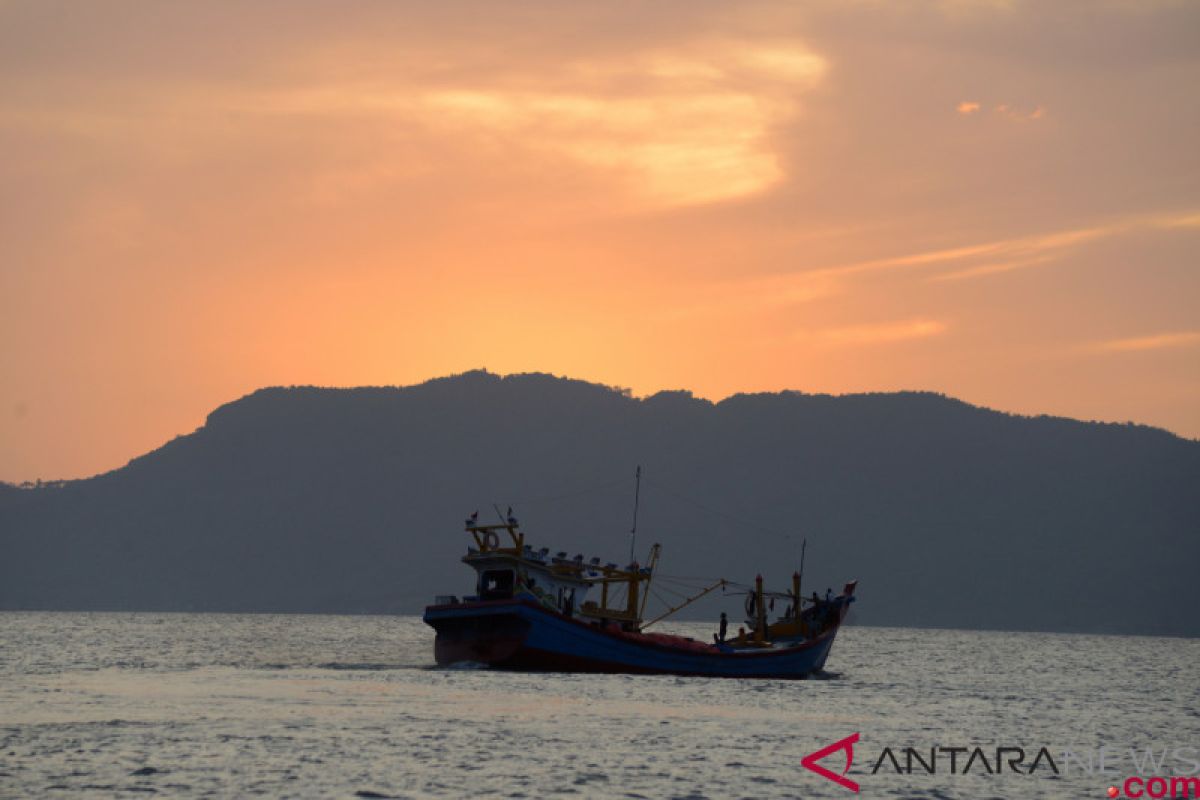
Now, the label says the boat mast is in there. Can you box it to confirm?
[628,465,641,565]
[754,574,766,644]
[637,543,661,620]
[796,537,807,610]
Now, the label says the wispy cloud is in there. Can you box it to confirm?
[929,254,1055,282]
[955,100,1043,120]
[817,209,1200,283]
[1093,331,1200,353]
[813,223,1109,280]
[652,269,840,322]
[994,103,1045,121]
[808,318,947,346]
[1155,212,1200,230]
[691,209,1200,318]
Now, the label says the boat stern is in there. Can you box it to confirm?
[423,600,532,667]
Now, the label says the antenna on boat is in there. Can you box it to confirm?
[628,465,642,565]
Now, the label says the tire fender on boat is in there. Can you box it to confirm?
[482,530,499,550]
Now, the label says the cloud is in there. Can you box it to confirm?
[955,100,1044,120]
[4,0,1200,479]
[406,40,827,207]
[993,103,1045,121]
[812,223,1108,280]
[674,208,1198,321]
[651,268,841,322]
[928,255,1055,282]
[0,28,828,212]
[811,209,1200,284]
[1155,212,1200,230]
[809,318,948,346]
[421,86,785,207]
[209,38,829,210]
[1093,331,1200,353]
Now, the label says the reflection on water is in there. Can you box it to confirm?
[1,613,1197,798]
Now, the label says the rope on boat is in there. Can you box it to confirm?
[659,575,750,593]
[652,576,709,593]
[657,574,801,596]
[655,574,728,589]
[646,584,687,602]
[648,585,675,611]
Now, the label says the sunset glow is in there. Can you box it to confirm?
[2,0,1198,481]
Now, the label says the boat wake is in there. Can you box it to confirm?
[313,662,415,672]
[439,660,491,671]
[255,662,420,672]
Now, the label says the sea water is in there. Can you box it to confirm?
[1,612,1197,799]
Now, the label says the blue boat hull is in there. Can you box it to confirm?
[423,598,848,679]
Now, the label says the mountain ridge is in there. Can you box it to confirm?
[2,370,1197,636]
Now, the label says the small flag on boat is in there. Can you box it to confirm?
[465,510,478,527]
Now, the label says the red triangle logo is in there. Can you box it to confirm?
[801,732,860,792]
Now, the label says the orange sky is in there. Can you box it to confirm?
[2,1,1199,482]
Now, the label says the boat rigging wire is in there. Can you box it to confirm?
[648,582,694,603]
[648,586,674,611]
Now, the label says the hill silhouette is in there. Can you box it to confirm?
[2,370,1197,636]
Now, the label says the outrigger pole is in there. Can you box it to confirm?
[641,578,726,630]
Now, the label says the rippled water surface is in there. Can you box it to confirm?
[1,613,1197,799]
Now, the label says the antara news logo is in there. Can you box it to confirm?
[801,733,1200,797]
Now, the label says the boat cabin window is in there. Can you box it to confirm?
[478,569,515,600]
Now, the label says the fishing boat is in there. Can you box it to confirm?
[422,509,857,679]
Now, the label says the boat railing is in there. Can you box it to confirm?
[465,522,524,555]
